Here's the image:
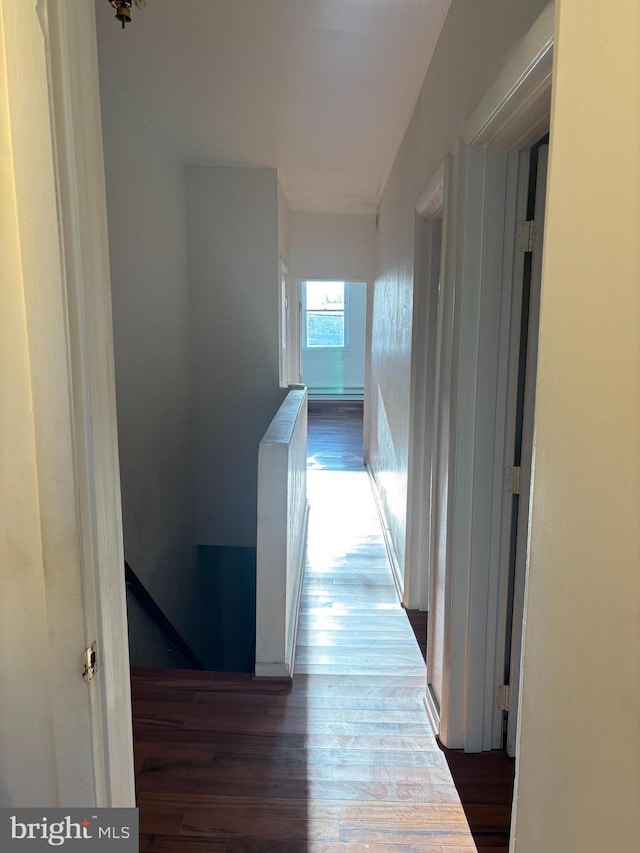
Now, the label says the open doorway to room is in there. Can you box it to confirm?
[300,280,368,470]
[300,280,367,402]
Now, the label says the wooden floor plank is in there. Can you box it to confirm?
[131,408,477,851]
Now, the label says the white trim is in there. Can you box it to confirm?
[416,160,445,219]
[254,662,292,678]
[404,159,448,610]
[365,465,404,603]
[46,0,136,804]
[425,149,456,734]
[424,689,441,737]
[462,2,554,150]
[506,143,549,758]
[484,150,528,751]
[435,2,554,752]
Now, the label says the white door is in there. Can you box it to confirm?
[506,142,549,756]
[0,0,135,806]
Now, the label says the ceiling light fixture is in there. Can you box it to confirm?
[109,0,147,30]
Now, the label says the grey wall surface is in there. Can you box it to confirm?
[187,166,286,547]
[101,78,204,661]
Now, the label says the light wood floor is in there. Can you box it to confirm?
[131,405,476,851]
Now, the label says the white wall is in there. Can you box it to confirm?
[1,9,62,802]
[100,79,202,662]
[290,211,375,284]
[511,2,640,850]
[368,0,549,591]
[187,166,286,547]
[302,281,367,399]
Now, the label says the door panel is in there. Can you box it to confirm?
[506,143,548,756]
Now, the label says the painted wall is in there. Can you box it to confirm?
[1,1,135,807]
[511,2,640,850]
[290,211,375,283]
[100,79,203,663]
[187,166,286,547]
[1,8,61,802]
[368,0,549,590]
[302,282,367,399]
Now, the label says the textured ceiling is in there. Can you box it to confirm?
[96,0,451,213]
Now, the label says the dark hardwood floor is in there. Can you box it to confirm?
[307,401,364,471]
[405,610,427,661]
[437,746,515,853]
[131,403,479,851]
[404,610,515,851]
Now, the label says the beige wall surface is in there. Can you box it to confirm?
[511,2,640,851]
[368,0,549,581]
[0,5,60,803]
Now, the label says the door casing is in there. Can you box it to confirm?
[423,2,554,750]
[1,0,135,804]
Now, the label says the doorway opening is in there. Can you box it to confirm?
[503,133,549,757]
[300,280,368,404]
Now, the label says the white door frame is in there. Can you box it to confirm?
[2,0,135,804]
[434,2,554,750]
[404,163,446,612]
[505,142,549,757]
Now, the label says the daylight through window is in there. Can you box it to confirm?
[304,281,347,348]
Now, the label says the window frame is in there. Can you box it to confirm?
[301,280,351,351]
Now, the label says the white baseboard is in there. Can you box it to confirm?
[365,463,404,603]
[424,686,441,737]
[254,661,292,678]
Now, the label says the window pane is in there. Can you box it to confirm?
[306,281,345,311]
[307,312,344,347]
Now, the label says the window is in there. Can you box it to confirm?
[303,281,348,349]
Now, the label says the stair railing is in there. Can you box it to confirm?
[124,561,205,670]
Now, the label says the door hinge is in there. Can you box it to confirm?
[82,642,97,682]
[505,465,521,495]
[497,684,512,713]
[516,219,536,253]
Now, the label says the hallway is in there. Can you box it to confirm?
[131,407,475,851]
